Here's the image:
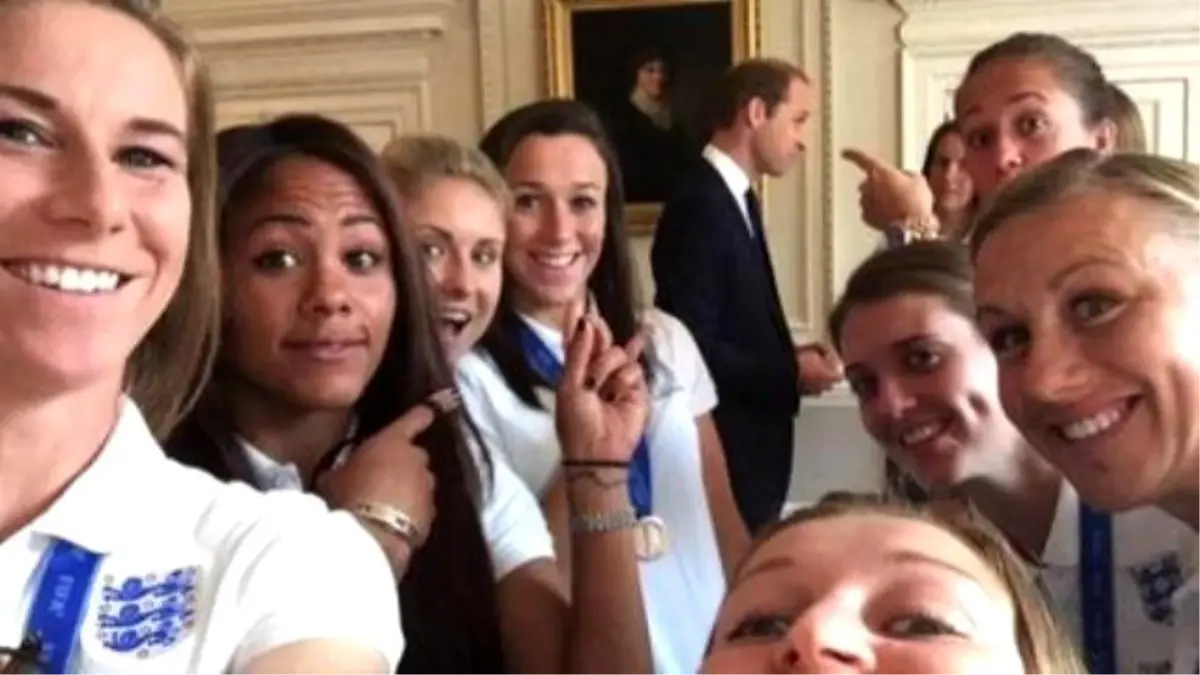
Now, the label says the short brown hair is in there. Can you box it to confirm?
[708,57,807,130]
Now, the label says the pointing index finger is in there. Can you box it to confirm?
[841,147,885,175]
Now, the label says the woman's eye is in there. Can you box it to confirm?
[569,195,598,213]
[420,241,445,262]
[1016,113,1051,137]
[963,128,991,150]
[473,247,499,267]
[881,612,963,639]
[513,193,538,211]
[0,118,50,148]
[345,249,382,270]
[904,348,942,372]
[252,250,299,271]
[986,325,1029,360]
[1069,293,1119,324]
[726,615,792,642]
[118,146,175,171]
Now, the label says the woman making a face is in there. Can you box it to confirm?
[849,32,1118,240]
[831,240,1197,674]
[456,99,748,674]
[165,115,504,672]
[0,3,401,673]
[702,494,1080,674]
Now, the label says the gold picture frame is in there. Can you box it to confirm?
[543,0,761,236]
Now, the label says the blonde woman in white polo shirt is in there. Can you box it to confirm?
[457,99,750,674]
[0,1,402,672]
[972,151,1199,673]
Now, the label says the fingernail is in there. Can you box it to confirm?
[583,376,596,390]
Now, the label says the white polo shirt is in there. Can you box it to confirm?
[0,398,405,673]
[1038,485,1199,674]
[242,428,555,581]
[457,308,726,674]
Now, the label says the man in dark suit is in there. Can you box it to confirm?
[651,58,843,534]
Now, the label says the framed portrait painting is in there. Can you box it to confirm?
[544,0,761,235]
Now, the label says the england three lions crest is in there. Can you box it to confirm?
[95,566,199,659]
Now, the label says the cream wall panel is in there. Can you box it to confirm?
[168,0,481,149]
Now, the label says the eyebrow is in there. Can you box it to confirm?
[975,254,1128,321]
[250,212,381,231]
[843,334,932,373]
[415,223,502,244]
[961,91,1048,118]
[510,180,603,191]
[731,545,986,595]
[0,83,186,143]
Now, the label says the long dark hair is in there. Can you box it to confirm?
[477,99,651,406]
[164,114,504,673]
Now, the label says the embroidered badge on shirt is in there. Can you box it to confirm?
[95,567,198,658]
[1129,552,1186,625]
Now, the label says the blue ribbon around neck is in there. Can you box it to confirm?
[1079,503,1116,674]
[25,539,104,674]
[514,320,653,518]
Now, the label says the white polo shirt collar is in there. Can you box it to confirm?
[26,397,162,555]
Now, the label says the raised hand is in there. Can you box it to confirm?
[842,147,937,237]
[555,306,650,463]
[796,342,844,396]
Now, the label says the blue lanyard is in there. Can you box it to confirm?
[25,539,104,674]
[515,320,653,518]
[1079,504,1116,674]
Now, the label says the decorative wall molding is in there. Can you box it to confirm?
[173,0,450,147]
[170,0,456,46]
[895,0,1199,52]
[475,1,508,129]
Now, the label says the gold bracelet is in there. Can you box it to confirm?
[351,502,425,549]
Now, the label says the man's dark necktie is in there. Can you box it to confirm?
[744,187,765,240]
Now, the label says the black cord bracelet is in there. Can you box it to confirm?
[562,459,630,470]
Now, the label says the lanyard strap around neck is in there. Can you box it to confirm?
[25,539,104,673]
[1080,504,1117,673]
[514,320,653,518]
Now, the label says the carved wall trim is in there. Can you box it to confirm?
[476,1,507,129]
[171,0,456,45]
[896,0,1199,51]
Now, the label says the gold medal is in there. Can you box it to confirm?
[633,515,668,561]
